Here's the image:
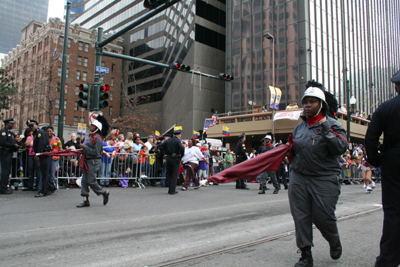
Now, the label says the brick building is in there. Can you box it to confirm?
[1,18,123,140]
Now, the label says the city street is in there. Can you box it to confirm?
[0,182,383,267]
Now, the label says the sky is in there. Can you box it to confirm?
[48,0,65,21]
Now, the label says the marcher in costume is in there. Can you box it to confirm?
[77,115,110,208]
[289,80,348,267]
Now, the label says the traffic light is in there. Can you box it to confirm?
[78,84,89,108]
[170,62,191,72]
[218,73,234,81]
[98,84,110,109]
[143,0,168,9]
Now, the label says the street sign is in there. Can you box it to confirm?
[89,111,103,124]
[99,71,106,78]
[95,66,109,73]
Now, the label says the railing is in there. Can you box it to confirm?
[6,151,166,190]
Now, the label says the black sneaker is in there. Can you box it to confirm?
[295,247,313,267]
[103,190,110,205]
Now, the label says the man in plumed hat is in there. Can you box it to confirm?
[365,70,400,267]
[0,118,20,194]
[235,133,248,189]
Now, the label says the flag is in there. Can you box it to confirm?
[274,88,282,110]
[269,86,276,109]
[222,126,230,136]
[155,130,160,139]
[203,115,218,133]
[193,130,200,138]
[208,140,293,184]
[174,126,182,133]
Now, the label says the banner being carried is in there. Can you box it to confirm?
[269,86,282,110]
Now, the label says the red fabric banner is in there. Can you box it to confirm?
[38,149,88,173]
[208,141,293,184]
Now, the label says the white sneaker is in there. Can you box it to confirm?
[371,182,376,189]
[363,184,366,188]
[366,185,373,192]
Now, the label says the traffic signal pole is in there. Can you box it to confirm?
[58,1,71,142]
[91,27,103,111]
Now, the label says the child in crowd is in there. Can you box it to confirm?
[198,147,209,181]
[138,145,148,179]
[100,136,116,187]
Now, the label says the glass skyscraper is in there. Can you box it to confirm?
[0,0,49,54]
[226,0,400,115]
[67,0,88,22]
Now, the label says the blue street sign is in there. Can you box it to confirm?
[95,66,109,73]
[99,72,106,78]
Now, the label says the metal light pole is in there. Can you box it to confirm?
[264,33,275,141]
[346,80,350,142]
[58,1,71,143]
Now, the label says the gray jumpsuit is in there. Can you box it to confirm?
[289,116,348,249]
[81,133,106,197]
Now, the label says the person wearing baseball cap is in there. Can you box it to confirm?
[365,70,400,267]
[0,118,19,194]
[289,80,348,266]
[77,115,110,208]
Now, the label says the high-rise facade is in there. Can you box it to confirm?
[73,0,227,138]
[0,0,49,54]
[67,0,89,22]
[226,0,400,115]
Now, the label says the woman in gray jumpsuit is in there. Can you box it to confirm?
[289,80,349,267]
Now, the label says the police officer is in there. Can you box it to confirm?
[0,118,20,194]
[235,133,248,189]
[27,120,56,198]
[159,128,184,195]
[365,70,400,267]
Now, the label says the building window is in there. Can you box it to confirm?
[56,82,61,92]
[83,57,88,67]
[112,64,115,73]
[32,46,36,54]
[78,56,82,65]
[109,106,113,115]
[76,71,81,80]
[54,116,66,125]
[55,99,60,108]
[68,39,71,48]
[74,102,79,111]
[101,61,105,67]
[74,117,78,125]
[110,92,113,101]
[110,77,114,86]
[78,42,83,51]
[82,72,87,81]
[75,86,80,95]
[84,43,89,52]
[57,67,62,77]
[66,68,69,78]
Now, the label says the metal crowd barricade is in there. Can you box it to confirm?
[53,152,166,189]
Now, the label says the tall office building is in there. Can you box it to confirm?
[0,0,49,54]
[67,0,89,22]
[226,0,400,115]
[73,0,227,138]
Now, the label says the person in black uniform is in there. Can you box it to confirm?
[27,120,56,198]
[235,133,248,190]
[365,70,400,267]
[0,118,20,194]
[264,133,280,194]
[159,128,184,195]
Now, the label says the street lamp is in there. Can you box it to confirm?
[264,33,276,141]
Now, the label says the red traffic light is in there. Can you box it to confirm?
[79,83,89,92]
[101,84,110,92]
[171,62,191,72]
[219,73,234,81]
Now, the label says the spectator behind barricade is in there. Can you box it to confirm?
[339,155,347,184]
[46,126,62,185]
[248,148,257,159]
[124,132,134,151]
[286,101,299,110]
[224,149,234,169]
[144,136,155,184]
[339,104,347,113]
[64,133,80,150]
[110,127,119,140]
[116,134,128,162]
[100,136,116,187]
[203,144,211,177]
[130,136,142,178]
[138,145,148,178]
[198,147,209,181]
[215,152,224,173]
[22,128,37,191]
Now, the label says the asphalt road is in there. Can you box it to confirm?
[0,182,384,267]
